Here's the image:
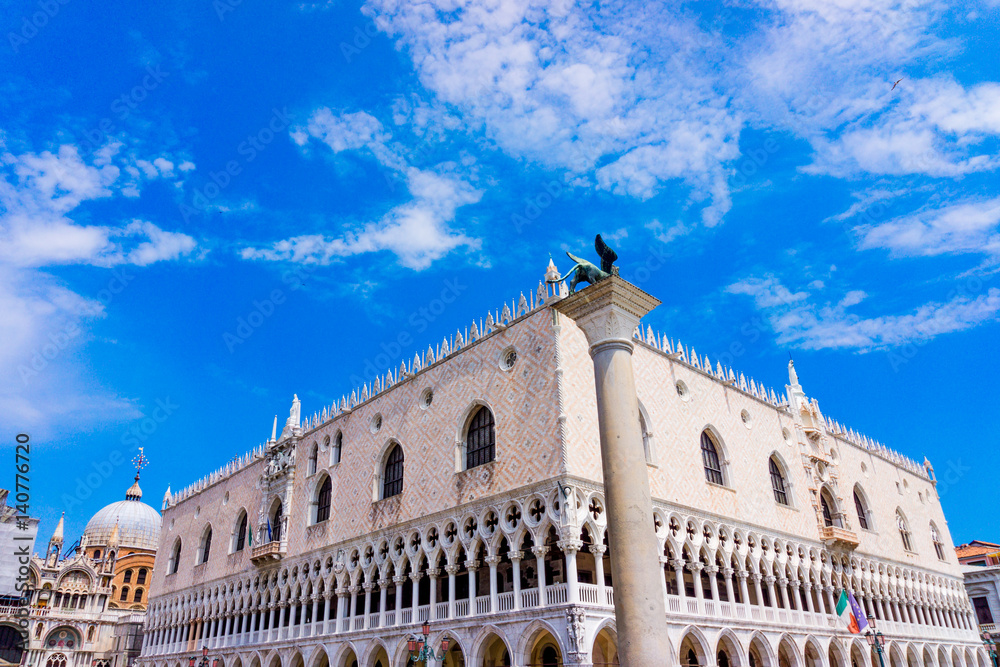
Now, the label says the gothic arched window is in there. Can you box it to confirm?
[235,512,247,552]
[383,445,404,498]
[897,510,912,551]
[701,431,724,485]
[639,410,652,464]
[931,523,945,560]
[200,527,212,564]
[120,587,129,601]
[271,501,283,543]
[854,490,870,530]
[769,457,789,505]
[137,568,147,585]
[316,477,332,523]
[133,589,143,603]
[821,494,834,527]
[466,406,495,469]
[308,443,318,476]
[123,570,132,583]
[332,432,342,465]
[168,539,181,575]
[45,653,67,667]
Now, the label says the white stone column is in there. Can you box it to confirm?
[738,570,752,613]
[560,540,582,605]
[427,570,439,620]
[553,277,670,665]
[348,586,359,630]
[410,572,422,622]
[485,557,499,612]
[378,580,389,627]
[672,560,686,601]
[447,568,461,620]
[706,566,720,602]
[393,576,406,625]
[660,557,669,600]
[466,562,477,610]
[336,588,348,633]
[532,547,547,608]
[765,576,778,608]
[825,586,837,616]
[777,578,791,609]
[510,553,523,611]
[723,567,736,605]
[690,562,705,614]
[803,583,815,613]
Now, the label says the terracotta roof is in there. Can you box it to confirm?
[956,540,1000,561]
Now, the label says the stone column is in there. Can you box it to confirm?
[738,570,752,613]
[348,586,359,630]
[267,604,276,634]
[362,584,373,629]
[559,540,582,604]
[659,557,669,600]
[706,565,720,602]
[690,562,705,612]
[765,576,778,608]
[553,277,669,664]
[672,559,686,601]
[311,596,320,630]
[793,580,806,612]
[378,580,389,627]
[509,553,523,611]
[825,586,837,616]
[336,588,348,633]
[484,557,499,612]
[393,576,406,625]
[803,583,815,613]
[532,547,547,608]
[723,567,736,605]
[411,572,422,621]
[427,570,440,620]
[777,578,791,609]
[323,592,334,633]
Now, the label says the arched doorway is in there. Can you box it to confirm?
[480,633,511,667]
[717,632,743,667]
[0,625,25,664]
[778,637,799,667]
[441,637,466,667]
[680,633,708,667]
[527,631,562,666]
[367,644,389,667]
[749,635,773,667]
[340,648,358,667]
[592,627,619,666]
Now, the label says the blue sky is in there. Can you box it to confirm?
[2,0,998,551]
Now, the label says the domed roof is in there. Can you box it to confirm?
[83,477,161,552]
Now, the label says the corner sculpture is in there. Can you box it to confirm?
[552,233,619,294]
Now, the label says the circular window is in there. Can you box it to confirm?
[740,409,753,428]
[829,447,838,462]
[781,427,791,443]
[500,347,518,371]
[675,381,689,401]
[370,413,382,433]
[419,388,433,410]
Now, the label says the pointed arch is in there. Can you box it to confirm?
[853,485,873,531]
[232,508,249,553]
[768,452,794,507]
[700,427,730,487]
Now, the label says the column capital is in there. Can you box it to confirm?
[377,579,389,588]
[552,275,661,352]
[764,575,777,585]
[531,546,549,558]
[686,562,705,573]
[348,585,360,594]
[557,538,584,553]
[589,545,606,557]
[722,567,734,577]
[484,556,501,567]
[362,583,373,592]
[393,575,407,584]
[410,571,424,581]
[670,559,686,571]
[509,550,524,561]
[736,570,749,581]
[777,577,789,586]
[704,565,719,575]
[444,565,460,576]
[336,587,349,597]
[466,560,480,571]
[426,568,441,578]
[824,585,835,593]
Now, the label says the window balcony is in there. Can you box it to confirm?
[820,526,860,549]
[250,541,285,564]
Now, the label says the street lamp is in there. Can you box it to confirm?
[406,623,450,665]
[982,631,998,667]
[865,614,887,667]
[188,646,211,667]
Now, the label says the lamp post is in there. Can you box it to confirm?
[982,631,998,667]
[866,614,887,667]
[187,646,219,667]
[406,623,450,666]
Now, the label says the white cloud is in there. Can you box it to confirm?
[364,0,741,224]
[856,197,1000,258]
[250,109,481,269]
[727,274,1000,350]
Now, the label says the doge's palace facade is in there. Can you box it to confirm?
[139,268,987,667]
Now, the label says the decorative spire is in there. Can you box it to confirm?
[545,256,561,283]
[126,448,147,501]
[107,520,120,548]
[162,485,172,511]
[270,415,278,442]
[50,512,65,545]
[788,358,800,387]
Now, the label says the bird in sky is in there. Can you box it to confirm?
[891,78,904,90]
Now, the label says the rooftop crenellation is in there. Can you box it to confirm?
[167,270,930,504]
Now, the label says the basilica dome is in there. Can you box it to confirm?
[82,476,162,551]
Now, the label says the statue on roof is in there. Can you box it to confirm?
[551,234,619,294]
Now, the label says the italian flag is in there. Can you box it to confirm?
[836,590,869,634]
